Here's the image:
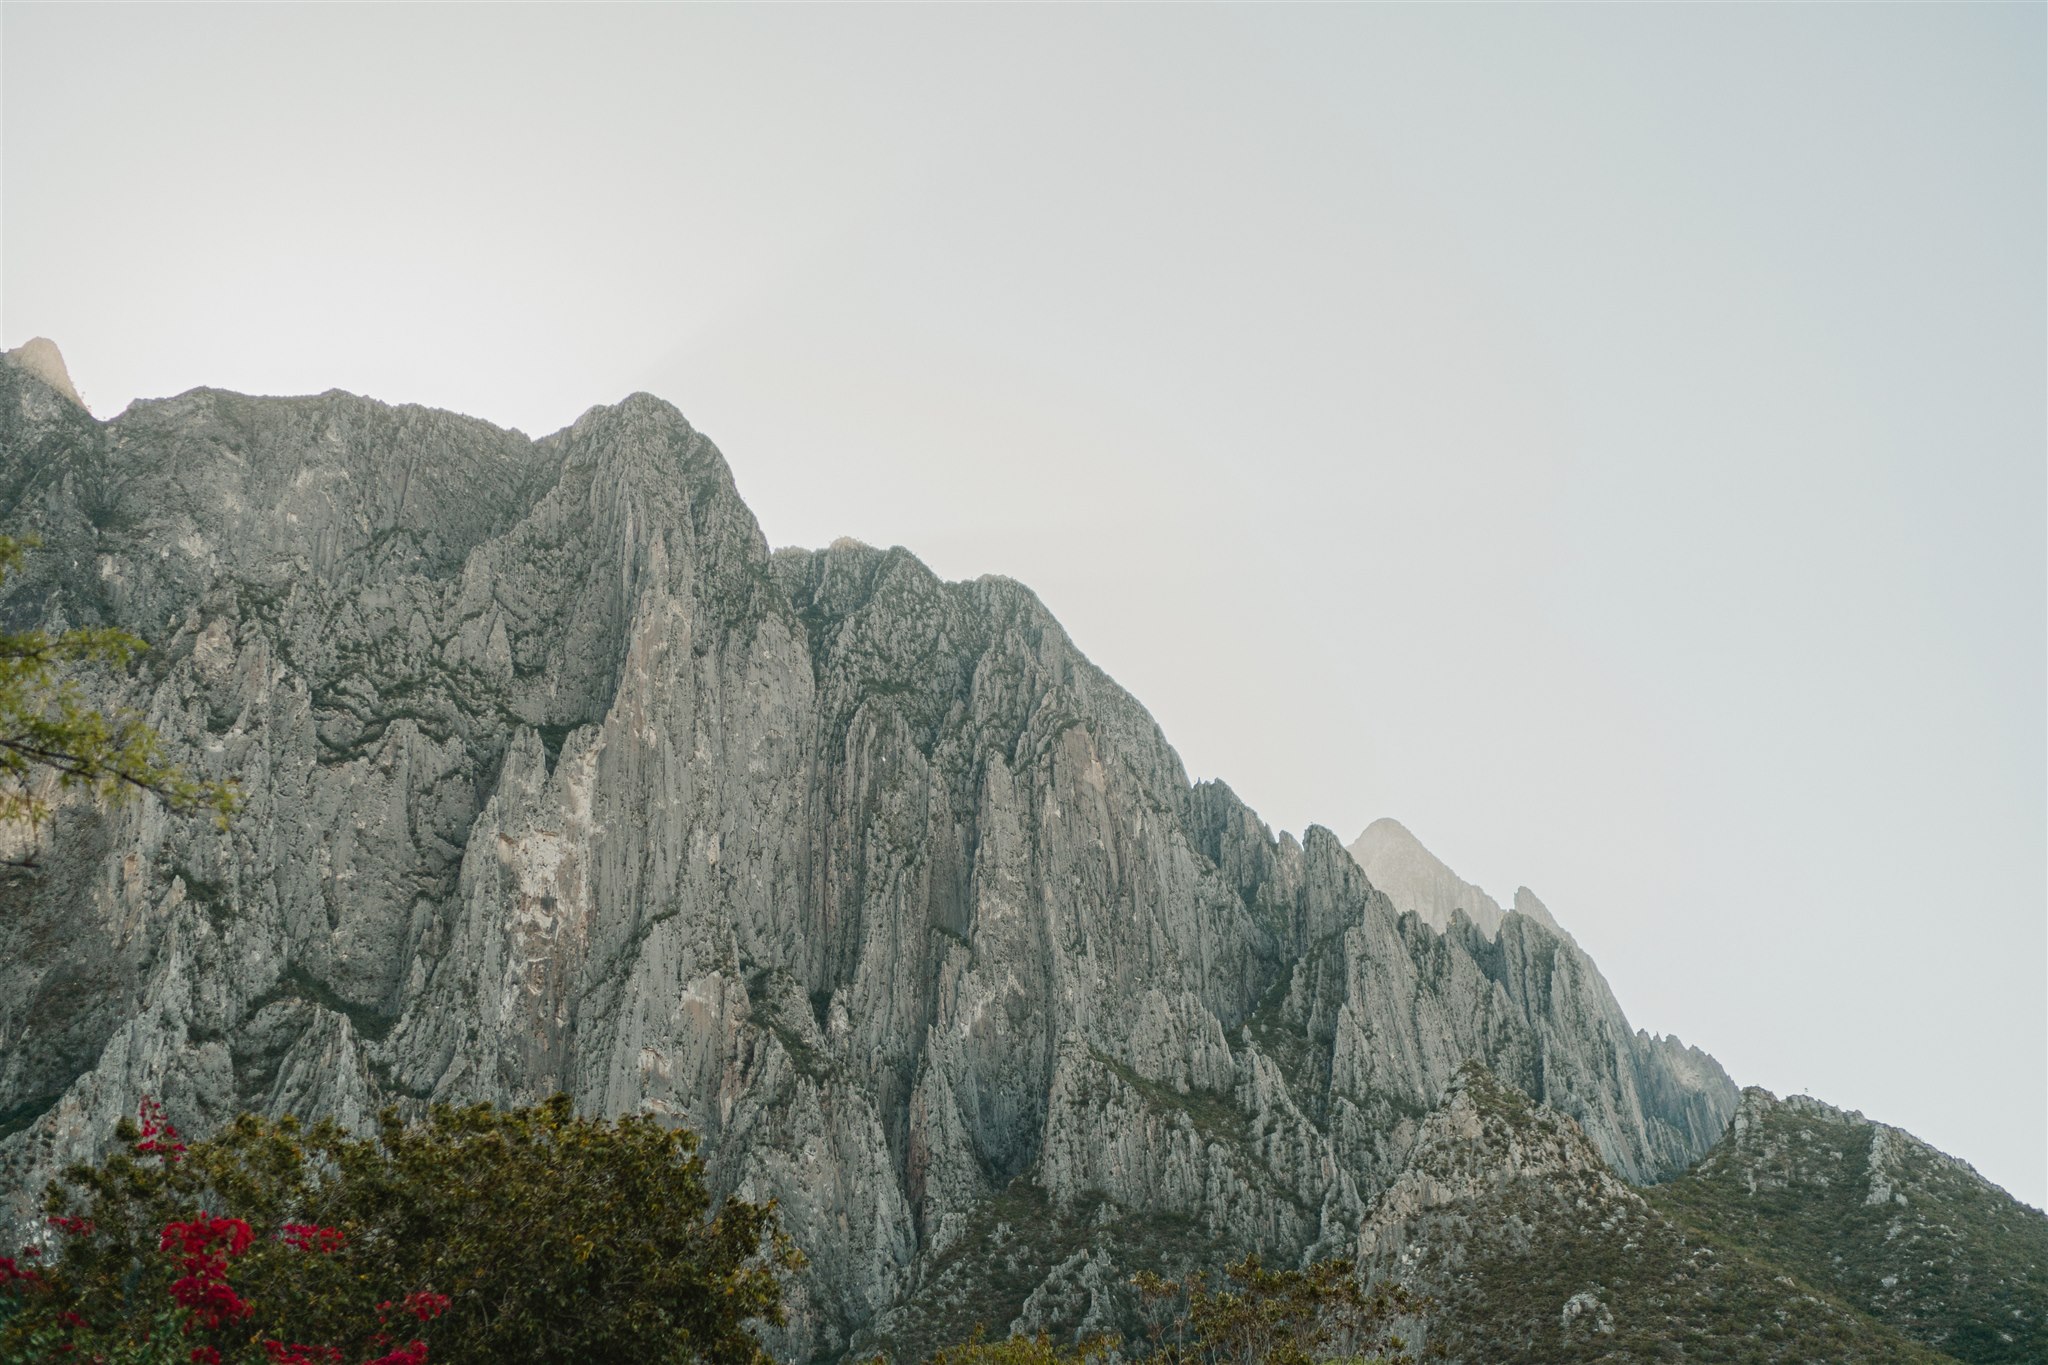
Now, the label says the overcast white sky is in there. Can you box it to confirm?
[5,4,2042,1208]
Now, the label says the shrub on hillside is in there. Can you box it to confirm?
[0,1095,800,1365]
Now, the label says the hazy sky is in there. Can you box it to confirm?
[5,5,2042,1208]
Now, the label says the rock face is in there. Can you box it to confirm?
[1345,817,1559,938]
[0,356,1738,1359]
[1355,1064,1957,1364]
[1,338,84,410]
[1647,1087,2048,1364]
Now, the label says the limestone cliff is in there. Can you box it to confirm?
[0,351,1738,1358]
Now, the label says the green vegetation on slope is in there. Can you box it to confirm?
[1358,1064,1960,1364]
[1645,1089,2048,1365]
[1428,1176,1956,1363]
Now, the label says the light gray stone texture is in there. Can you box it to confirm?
[0,352,1737,1358]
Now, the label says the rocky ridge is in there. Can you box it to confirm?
[0,349,1738,1358]
[1355,1064,1958,1363]
[1646,1087,2048,1364]
[1346,816,1562,941]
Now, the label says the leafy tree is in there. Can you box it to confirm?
[0,534,237,862]
[2,1095,802,1365]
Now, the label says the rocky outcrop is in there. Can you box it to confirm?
[0,352,1737,1358]
[1347,818,1506,937]
[1,338,84,409]
[1649,1087,2048,1364]
[1346,816,1561,939]
[1356,1064,1957,1364]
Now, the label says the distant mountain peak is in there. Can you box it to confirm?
[1346,818,1566,940]
[1511,884,1563,934]
[3,336,85,408]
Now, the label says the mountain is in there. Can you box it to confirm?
[0,347,1737,1357]
[1647,1088,2048,1364]
[0,338,83,409]
[1354,1064,1959,1363]
[1346,817,1561,939]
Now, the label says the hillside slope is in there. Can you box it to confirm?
[1358,1066,1961,1364]
[1647,1088,2048,1364]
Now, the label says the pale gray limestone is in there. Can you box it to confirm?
[1345,815,1562,939]
[0,349,1737,1358]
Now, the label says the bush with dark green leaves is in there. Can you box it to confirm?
[0,1094,801,1365]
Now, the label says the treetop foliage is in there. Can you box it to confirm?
[0,534,238,857]
[1,1095,802,1365]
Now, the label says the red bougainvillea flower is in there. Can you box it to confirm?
[159,1215,256,1332]
[189,1348,222,1365]
[135,1096,189,1161]
[160,1216,254,1258]
[262,1341,345,1364]
[167,1272,252,1332]
[279,1223,348,1254]
[46,1216,94,1237]
[0,1254,43,1288]
[362,1342,428,1365]
[401,1291,450,1322]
